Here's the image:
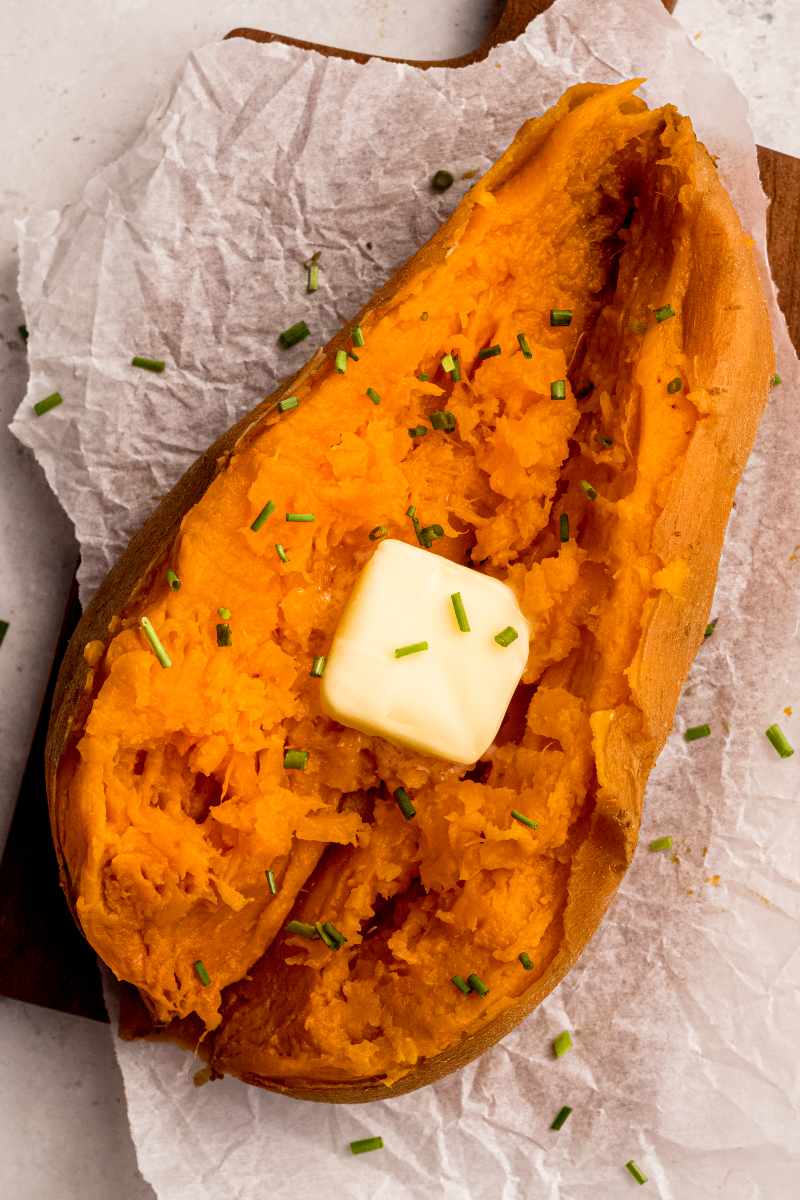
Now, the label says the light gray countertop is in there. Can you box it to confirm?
[0,2,794,1196]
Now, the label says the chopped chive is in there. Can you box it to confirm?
[467,973,489,997]
[550,309,573,327]
[408,425,428,438]
[251,499,276,532]
[511,809,538,829]
[394,786,416,820]
[315,921,338,949]
[352,325,365,348]
[649,836,673,853]
[407,504,422,541]
[478,344,502,360]
[348,349,360,362]
[770,373,781,388]
[551,1105,572,1130]
[279,321,310,348]
[494,626,519,648]
[430,409,457,432]
[306,259,320,293]
[366,387,381,405]
[33,392,63,417]
[286,512,315,522]
[450,592,470,632]
[550,379,566,400]
[667,376,683,394]
[704,618,717,639]
[421,311,429,321]
[417,372,430,382]
[335,349,348,374]
[598,435,614,447]
[394,641,429,658]
[553,1030,573,1058]
[517,332,532,358]
[131,355,165,373]
[217,606,231,620]
[654,304,675,323]
[278,396,299,413]
[310,655,326,678]
[441,353,456,374]
[216,622,232,647]
[0,620,8,648]
[451,974,471,995]
[323,922,348,948]
[431,169,454,193]
[193,960,211,987]
[519,952,534,971]
[625,1161,648,1186]
[579,480,598,501]
[419,523,444,548]
[684,724,711,742]
[368,525,388,541]
[265,869,278,895]
[284,749,309,770]
[559,513,569,543]
[166,568,181,591]
[285,920,318,939]
[451,356,462,382]
[765,724,794,758]
[18,324,29,341]
[350,1137,384,1156]
[140,616,172,669]
[275,543,288,563]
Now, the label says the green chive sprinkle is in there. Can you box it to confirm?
[315,921,338,949]
[275,543,288,563]
[441,353,456,374]
[131,355,165,373]
[285,920,318,939]
[553,1030,573,1058]
[494,626,519,648]
[306,260,320,293]
[451,356,462,382]
[467,974,489,997]
[517,332,532,359]
[394,641,429,658]
[417,372,430,381]
[217,606,231,620]
[519,952,533,971]
[451,975,471,995]
[580,480,598,501]
[279,321,310,348]
[478,344,502,360]
[350,1137,384,1156]
[431,169,454,193]
[366,387,381,405]
[667,376,683,394]
[278,396,299,413]
[684,724,711,742]
[348,350,360,362]
[704,619,717,639]
[251,499,276,532]
[407,504,422,541]
[451,592,470,632]
[770,373,782,388]
[559,513,569,543]
[194,960,211,987]
[369,525,388,541]
[654,304,675,323]
[649,836,673,853]
[551,1106,572,1130]
[430,410,457,432]
[284,749,309,770]
[625,1161,648,1186]
[765,724,794,758]
[408,425,428,438]
[265,869,278,895]
[323,922,348,948]
[420,523,444,548]
[33,392,63,417]
[511,809,538,829]
[335,349,348,374]
[550,379,566,400]
[310,655,326,678]
[140,616,172,669]
[18,325,28,341]
[286,512,315,522]
[216,622,232,647]
[166,568,181,591]
[0,620,8,648]
[394,786,416,820]
[352,325,365,348]
[550,309,573,327]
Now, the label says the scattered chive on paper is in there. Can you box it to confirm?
[285,920,318,939]
[478,344,502,360]
[451,974,471,995]
[284,749,309,770]
[394,641,429,658]
[704,619,717,639]
[467,973,489,997]
[33,392,63,417]
[684,724,711,742]
[770,373,781,388]
[553,1030,573,1058]
[517,332,533,358]
[559,513,570,543]
[394,786,416,820]
[431,169,454,192]
[431,410,457,431]
[305,251,321,293]
[625,1161,648,1186]
[265,869,278,895]
[369,525,388,541]
[0,620,8,648]
[450,592,471,632]
[131,355,165,373]
[352,325,365,347]
[278,396,299,413]
[310,655,326,678]
[654,303,675,323]
[251,499,276,532]
[519,952,533,971]
[275,543,288,563]
[193,960,211,988]
[278,320,310,348]
[550,379,566,400]
[667,376,683,394]
[551,1106,572,1131]
[335,349,348,374]
[366,387,381,405]
[580,480,598,501]
[550,309,573,327]
[494,626,518,647]
[216,623,232,647]
[765,724,794,758]
[140,616,171,669]
[166,568,181,591]
[18,324,29,341]
[511,809,538,829]
[350,1137,384,1156]
[408,425,428,438]
[649,836,673,853]
[286,512,315,522]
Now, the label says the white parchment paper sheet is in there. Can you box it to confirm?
[12,0,800,1195]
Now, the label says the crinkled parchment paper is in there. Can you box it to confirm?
[12,0,800,1195]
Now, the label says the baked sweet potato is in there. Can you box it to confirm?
[47,80,773,1101]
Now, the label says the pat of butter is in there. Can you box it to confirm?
[320,539,530,764]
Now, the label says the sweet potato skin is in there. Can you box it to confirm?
[46,81,773,1102]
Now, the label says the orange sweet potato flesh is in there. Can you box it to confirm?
[47,81,773,1101]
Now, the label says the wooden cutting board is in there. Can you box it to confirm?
[1,0,796,1024]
